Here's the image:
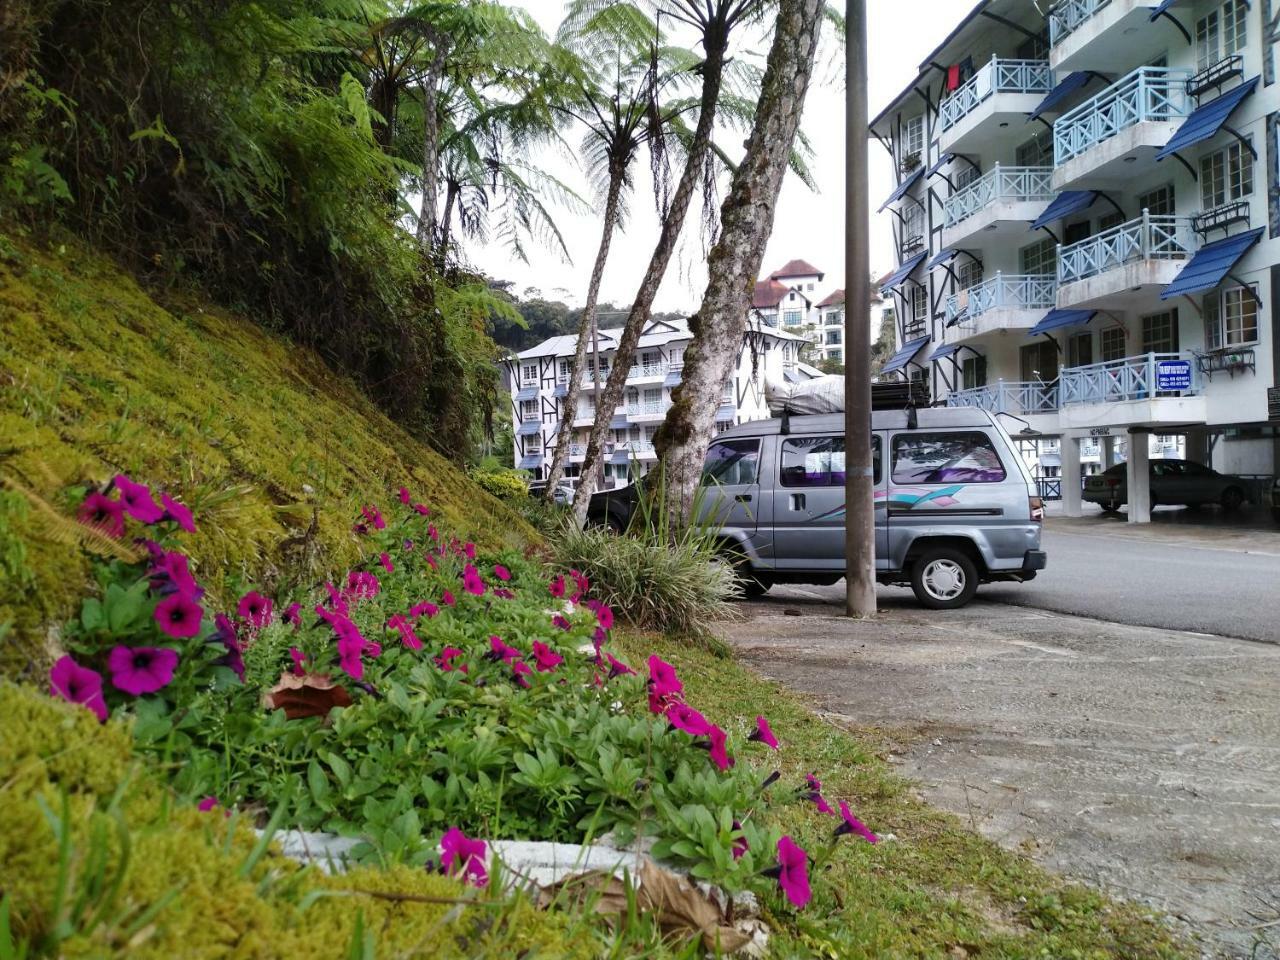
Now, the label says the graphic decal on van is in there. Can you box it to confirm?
[808,485,967,522]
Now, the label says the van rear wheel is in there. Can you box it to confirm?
[910,547,979,610]
[714,548,771,600]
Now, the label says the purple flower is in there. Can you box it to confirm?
[107,645,179,696]
[150,551,203,602]
[212,613,245,681]
[463,542,476,560]
[78,491,125,538]
[441,590,456,607]
[379,552,394,573]
[488,636,522,664]
[803,773,835,815]
[414,503,431,516]
[511,660,533,688]
[113,475,165,524]
[548,575,566,599]
[344,571,380,602]
[436,647,466,672]
[732,821,748,860]
[410,601,440,619]
[605,654,634,679]
[707,725,734,771]
[283,602,302,627]
[584,599,614,631]
[493,564,511,582]
[749,715,779,750]
[647,655,683,714]
[667,703,713,737]
[236,591,273,628]
[160,492,196,533]
[440,827,488,887]
[835,800,879,844]
[289,646,307,676]
[198,796,220,812]
[154,593,203,638]
[551,614,571,631]
[461,564,486,597]
[399,486,412,504]
[773,837,811,909]
[388,614,422,651]
[49,656,108,722]
[360,505,386,530]
[531,641,563,672]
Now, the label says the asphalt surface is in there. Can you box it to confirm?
[788,515,1280,643]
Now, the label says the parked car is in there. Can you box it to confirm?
[1082,460,1250,512]
[527,479,574,505]
[588,408,1046,609]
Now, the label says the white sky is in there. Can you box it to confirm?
[467,0,959,312]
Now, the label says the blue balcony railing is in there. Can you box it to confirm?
[944,273,1057,325]
[947,381,1059,415]
[1058,212,1196,285]
[939,58,1052,131]
[1048,0,1110,45]
[1059,351,1201,405]
[942,164,1055,228]
[1053,66,1190,164]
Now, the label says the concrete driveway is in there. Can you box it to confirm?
[727,594,1280,958]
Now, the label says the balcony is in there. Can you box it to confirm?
[627,361,667,382]
[947,380,1060,416]
[1052,67,1189,188]
[1050,0,1176,73]
[938,58,1052,155]
[626,400,670,420]
[1056,213,1195,309]
[1058,351,1207,429]
[941,165,1054,248]
[943,274,1057,342]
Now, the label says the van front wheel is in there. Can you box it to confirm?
[910,547,979,609]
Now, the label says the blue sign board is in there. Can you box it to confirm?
[1156,359,1192,391]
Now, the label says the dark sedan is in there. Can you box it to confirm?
[1083,459,1250,512]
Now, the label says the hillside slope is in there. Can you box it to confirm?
[0,230,533,670]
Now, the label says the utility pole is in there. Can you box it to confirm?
[844,0,876,616]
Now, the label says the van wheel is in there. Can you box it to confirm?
[1220,487,1245,512]
[715,549,770,600]
[910,547,979,610]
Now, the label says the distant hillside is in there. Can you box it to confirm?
[0,231,535,673]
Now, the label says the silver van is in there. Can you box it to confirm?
[590,407,1047,609]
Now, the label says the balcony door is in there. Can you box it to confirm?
[1020,341,1058,384]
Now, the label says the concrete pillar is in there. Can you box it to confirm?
[1127,431,1152,523]
[1185,428,1210,466]
[1061,436,1083,517]
[1102,435,1118,470]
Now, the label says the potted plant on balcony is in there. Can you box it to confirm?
[899,151,921,175]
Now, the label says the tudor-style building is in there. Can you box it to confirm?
[870,0,1280,520]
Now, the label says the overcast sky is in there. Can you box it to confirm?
[467,0,958,312]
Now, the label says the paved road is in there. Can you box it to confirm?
[790,521,1280,643]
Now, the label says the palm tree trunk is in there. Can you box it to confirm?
[439,179,460,262]
[416,43,449,252]
[570,33,730,526]
[654,0,825,524]
[543,161,625,500]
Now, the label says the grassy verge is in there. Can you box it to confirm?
[617,633,1194,959]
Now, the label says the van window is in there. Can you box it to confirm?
[892,432,1006,484]
[780,436,881,486]
[701,439,760,486]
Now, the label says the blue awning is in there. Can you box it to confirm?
[877,166,925,212]
[1028,308,1096,336]
[930,343,961,362]
[517,455,542,470]
[552,383,568,398]
[928,248,958,269]
[1156,77,1258,160]
[925,152,955,178]
[1160,227,1264,299]
[1149,0,1179,19]
[880,336,931,375]
[880,252,927,293]
[715,405,735,422]
[1029,190,1098,231]
[664,369,682,387]
[514,385,538,401]
[517,421,541,436]
[609,414,629,430]
[1027,72,1092,122]
[609,451,632,465]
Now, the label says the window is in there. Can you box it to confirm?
[788,292,797,301]
[909,285,928,330]
[520,399,537,420]
[779,435,880,486]
[1138,184,1175,216]
[783,310,802,326]
[958,259,983,291]
[1196,0,1247,72]
[828,349,842,363]
[558,359,571,380]
[1222,286,1259,345]
[1063,221,1091,245]
[642,387,661,405]
[806,283,815,291]
[1016,134,1053,167]
[826,329,842,345]
[1200,141,1253,209]
[522,363,538,383]
[891,432,1006,484]
[901,115,924,160]
[902,203,925,245]
[1067,332,1093,368]
[526,435,542,454]
[954,165,980,190]
[1100,327,1126,361]
[701,439,760,486]
[961,355,987,390]
[1021,341,1058,383]
[825,309,843,325]
[1020,238,1057,276]
[1141,310,1178,353]
[1098,211,1126,232]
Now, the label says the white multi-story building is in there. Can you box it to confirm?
[504,316,811,489]
[749,259,860,364]
[870,0,1280,520]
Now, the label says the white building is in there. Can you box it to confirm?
[504,317,812,489]
[749,259,860,364]
[870,0,1280,520]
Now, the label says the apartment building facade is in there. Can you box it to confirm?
[504,317,810,489]
[870,0,1280,520]
[749,259,859,364]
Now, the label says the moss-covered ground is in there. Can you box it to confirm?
[0,230,533,674]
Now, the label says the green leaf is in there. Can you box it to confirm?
[322,752,352,788]
[80,597,105,632]
[307,761,331,805]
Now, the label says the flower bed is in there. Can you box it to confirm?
[47,476,878,926]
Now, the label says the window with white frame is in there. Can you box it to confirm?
[828,348,842,363]
[1141,310,1178,354]
[1200,141,1253,210]
[1100,327,1127,362]
[1138,184,1176,217]
[1196,0,1247,73]
[558,358,571,380]
[783,310,802,326]
[901,115,924,161]
[526,434,542,454]
[1204,285,1259,348]
[958,259,983,291]
[520,399,537,420]
[902,203,925,246]
[825,329,842,345]
[907,285,928,335]
[824,308,843,325]
[1020,238,1057,276]
[522,363,538,383]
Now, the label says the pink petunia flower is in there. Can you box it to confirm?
[511,660,533,688]
[773,837,811,909]
[78,491,126,538]
[283,602,302,628]
[155,593,203,638]
[584,599,614,631]
[440,827,488,887]
[668,702,714,737]
[414,503,431,516]
[493,564,511,582]
[344,571,380,602]
[236,591,273,628]
[551,614,570,631]
[605,654,634,679]
[160,492,196,533]
[749,715,779,750]
[706,725,734,771]
[197,796,220,812]
[289,646,308,676]
[803,773,835,815]
[379,552,395,573]
[107,645,179,696]
[463,542,476,560]
[441,590,456,607]
[360,505,386,530]
[530,641,563,673]
[548,575,566,599]
[49,656,108,722]
[150,551,203,602]
[410,601,440,619]
[493,588,515,600]
[461,564,486,597]
[435,647,467,672]
[835,800,879,844]
[488,636,522,664]
[731,820,748,860]
[388,614,422,651]
[113,475,165,524]
[213,613,245,681]
[647,655,683,714]
[399,486,412,504]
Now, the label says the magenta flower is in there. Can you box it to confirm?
[836,801,879,844]
[440,827,488,887]
[585,599,614,631]
[732,821,748,860]
[511,660,533,688]
[773,837,811,909]
[344,571,380,601]
[463,542,476,560]
[647,655,683,714]
[388,614,422,651]
[707,725,734,771]
[78,491,126,538]
[150,551,203,601]
[531,641,563,673]
[107,645,179,696]
[212,613,245,681]
[160,492,196,533]
[410,601,440,619]
[197,796,220,812]
[493,588,515,600]
[414,503,431,516]
[441,590,456,607]
[461,564,486,597]
[113,475,165,524]
[289,646,307,676]
[379,552,395,573]
[803,773,835,815]
[667,703,713,737]
[49,656,108,722]
[488,636,522,665]
[493,564,511,582]
[321,582,349,615]
[236,591,273,628]
[428,524,439,541]
[569,569,589,601]
[155,593,203,638]
[551,614,570,631]
[548,575,566,599]
[605,654,634,679]
[436,647,467,672]
[399,486,412,504]
[749,715,779,750]
[360,505,386,530]
[283,602,302,627]
[336,628,366,679]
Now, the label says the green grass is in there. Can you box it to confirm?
[617,633,1196,960]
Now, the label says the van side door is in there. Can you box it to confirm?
[695,437,765,560]
[771,433,848,571]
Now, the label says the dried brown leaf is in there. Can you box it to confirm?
[263,671,352,719]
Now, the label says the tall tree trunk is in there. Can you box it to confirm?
[570,30,730,525]
[653,0,824,524]
[543,160,625,500]
[416,43,448,252]
[438,178,460,262]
